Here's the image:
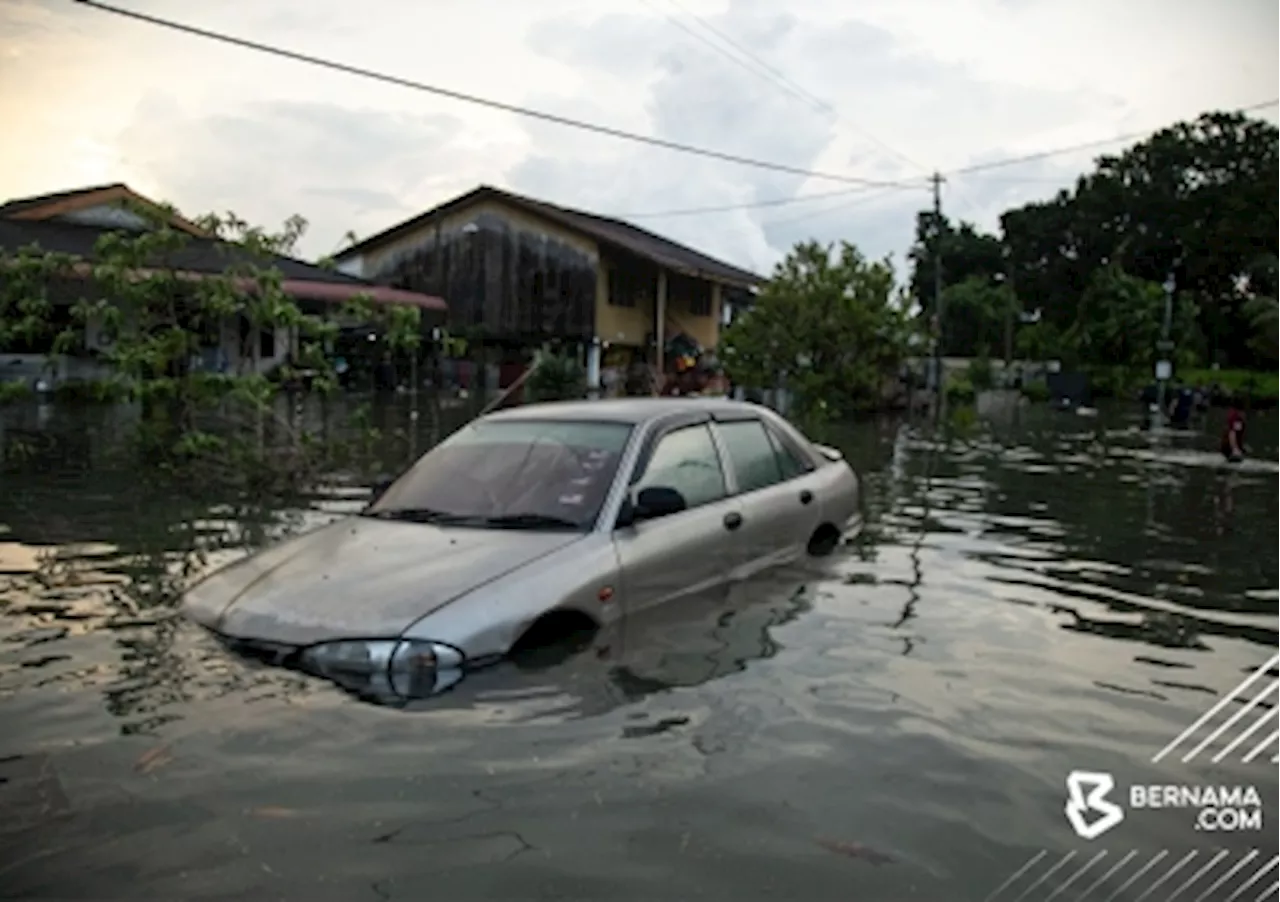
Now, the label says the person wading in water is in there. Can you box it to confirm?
[1220,405,1247,463]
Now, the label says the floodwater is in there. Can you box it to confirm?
[1,399,1277,901]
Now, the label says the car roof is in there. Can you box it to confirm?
[481,397,780,426]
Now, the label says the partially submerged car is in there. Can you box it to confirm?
[182,398,862,700]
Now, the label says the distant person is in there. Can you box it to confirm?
[1220,406,1246,463]
[1167,385,1195,429]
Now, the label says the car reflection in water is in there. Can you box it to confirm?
[188,398,862,707]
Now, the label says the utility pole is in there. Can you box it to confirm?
[1154,271,1176,426]
[931,171,945,422]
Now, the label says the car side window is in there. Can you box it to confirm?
[765,425,809,480]
[635,424,727,509]
[716,419,785,494]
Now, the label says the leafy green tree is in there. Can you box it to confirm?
[1242,297,1278,365]
[938,275,1018,358]
[907,212,1005,320]
[1065,263,1200,371]
[1001,110,1278,367]
[0,203,406,493]
[720,240,913,423]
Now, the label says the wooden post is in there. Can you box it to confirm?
[655,269,667,374]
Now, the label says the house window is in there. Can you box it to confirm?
[607,265,636,308]
[260,327,276,359]
[688,282,713,317]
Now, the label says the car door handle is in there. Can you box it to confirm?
[723,511,743,531]
[800,490,814,505]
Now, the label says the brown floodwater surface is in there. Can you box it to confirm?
[1,399,1276,900]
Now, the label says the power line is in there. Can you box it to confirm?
[616,184,918,219]
[944,99,1279,178]
[616,98,1280,219]
[74,0,920,189]
[651,0,929,176]
[637,0,827,117]
[756,185,901,229]
[647,0,832,116]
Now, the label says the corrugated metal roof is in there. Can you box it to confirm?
[0,218,446,310]
[337,185,764,288]
[0,183,127,218]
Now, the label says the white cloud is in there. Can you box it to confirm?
[1,0,1275,280]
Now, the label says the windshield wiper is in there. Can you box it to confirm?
[363,507,477,524]
[481,513,583,530]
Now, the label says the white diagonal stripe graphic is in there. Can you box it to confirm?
[1043,849,1107,902]
[1166,848,1231,902]
[1131,850,1199,902]
[1184,679,1278,762]
[1075,850,1139,902]
[1153,653,1280,762]
[1253,880,1278,902]
[1215,705,1279,763]
[1102,850,1169,902]
[982,850,1047,902]
[1010,850,1076,902]
[1222,855,1278,902]
[1193,850,1260,902]
[1243,728,1279,763]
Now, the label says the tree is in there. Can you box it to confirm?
[720,240,913,422]
[937,275,1018,358]
[1242,295,1278,365]
[1064,263,1200,377]
[907,211,1006,319]
[0,203,412,493]
[1001,110,1278,367]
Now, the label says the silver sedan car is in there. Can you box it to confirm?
[181,398,862,700]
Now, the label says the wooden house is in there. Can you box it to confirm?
[0,183,446,386]
[332,185,762,389]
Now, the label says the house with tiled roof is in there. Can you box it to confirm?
[0,183,446,386]
[333,185,762,389]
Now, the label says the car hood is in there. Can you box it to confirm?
[181,516,584,645]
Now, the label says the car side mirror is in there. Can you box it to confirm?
[631,486,687,523]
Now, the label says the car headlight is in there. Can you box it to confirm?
[300,639,465,699]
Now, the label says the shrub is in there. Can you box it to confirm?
[946,374,976,404]
[1020,380,1051,403]
[526,352,586,403]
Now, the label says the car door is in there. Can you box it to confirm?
[711,414,824,577]
[611,420,743,614]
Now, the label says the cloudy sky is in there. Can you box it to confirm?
[2,0,1276,278]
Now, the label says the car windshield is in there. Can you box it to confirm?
[365,419,634,530]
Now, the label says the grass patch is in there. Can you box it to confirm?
[1178,368,1278,401]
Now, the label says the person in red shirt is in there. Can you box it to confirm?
[1220,406,1246,462]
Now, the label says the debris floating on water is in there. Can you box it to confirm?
[816,837,895,865]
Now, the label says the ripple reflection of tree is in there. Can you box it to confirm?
[53,492,317,735]
[607,581,814,701]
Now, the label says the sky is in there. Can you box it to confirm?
[1,0,1276,279]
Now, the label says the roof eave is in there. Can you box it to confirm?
[335,186,764,286]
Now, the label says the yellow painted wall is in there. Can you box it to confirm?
[594,260,654,346]
[356,196,726,349]
[664,278,722,349]
[594,261,724,349]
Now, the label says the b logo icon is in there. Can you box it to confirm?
[1065,770,1125,840]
